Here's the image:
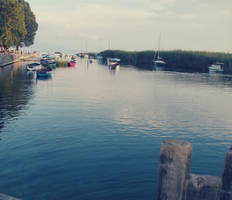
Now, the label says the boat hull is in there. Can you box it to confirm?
[36,72,51,77]
[26,63,43,71]
[36,68,52,78]
[68,61,76,67]
[209,64,223,73]
[42,63,56,68]
[153,60,166,67]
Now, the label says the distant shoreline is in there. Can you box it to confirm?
[99,50,232,73]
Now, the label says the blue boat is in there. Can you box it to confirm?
[36,68,52,78]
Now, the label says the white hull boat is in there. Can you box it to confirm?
[27,63,43,71]
[209,63,224,73]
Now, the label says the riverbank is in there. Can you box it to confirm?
[100,50,232,73]
[0,53,37,68]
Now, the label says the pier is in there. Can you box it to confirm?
[157,140,232,200]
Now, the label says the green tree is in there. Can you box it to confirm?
[0,0,26,47]
[18,0,38,46]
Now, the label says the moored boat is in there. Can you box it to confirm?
[153,57,166,67]
[47,62,57,68]
[107,58,120,67]
[209,62,224,73]
[26,63,43,71]
[42,61,57,68]
[36,67,52,77]
[68,60,76,67]
[153,33,166,69]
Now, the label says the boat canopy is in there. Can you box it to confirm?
[107,58,121,62]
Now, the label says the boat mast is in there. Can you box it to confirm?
[157,33,161,59]
[153,33,161,62]
[108,40,111,50]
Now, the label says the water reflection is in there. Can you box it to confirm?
[1,60,232,200]
[26,71,36,80]
[36,76,52,81]
[109,65,120,76]
[0,62,35,133]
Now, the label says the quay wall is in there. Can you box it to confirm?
[0,53,36,68]
[157,140,232,200]
[0,54,14,67]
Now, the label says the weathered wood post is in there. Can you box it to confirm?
[220,147,232,200]
[186,174,221,200]
[157,140,192,200]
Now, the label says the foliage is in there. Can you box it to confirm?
[0,0,37,48]
[18,0,38,46]
[56,61,68,67]
[87,52,98,59]
[0,0,26,47]
[100,50,232,73]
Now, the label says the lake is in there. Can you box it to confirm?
[1,59,232,200]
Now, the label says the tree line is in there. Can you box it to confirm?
[0,0,38,49]
[100,50,232,73]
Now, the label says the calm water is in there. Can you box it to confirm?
[1,60,232,200]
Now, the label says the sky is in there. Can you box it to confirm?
[27,0,232,54]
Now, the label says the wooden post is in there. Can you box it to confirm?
[157,140,192,200]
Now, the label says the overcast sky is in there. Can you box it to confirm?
[27,0,231,54]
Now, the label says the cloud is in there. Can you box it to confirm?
[28,0,232,53]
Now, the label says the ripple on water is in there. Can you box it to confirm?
[0,61,232,199]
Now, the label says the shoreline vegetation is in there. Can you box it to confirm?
[0,0,38,49]
[99,50,232,73]
[56,61,68,67]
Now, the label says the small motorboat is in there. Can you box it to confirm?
[110,63,120,70]
[209,62,224,73]
[36,67,52,78]
[68,60,76,67]
[43,62,57,68]
[26,63,43,71]
[40,58,57,68]
[47,62,57,68]
[107,58,120,67]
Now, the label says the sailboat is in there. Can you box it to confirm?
[153,33,166,68]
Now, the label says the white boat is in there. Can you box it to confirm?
[153,56,166,66]
[153,33,166,68]
[209,62,224,73]
[107,58,120,67]
[26,63,43,71]
[97,55,103,64]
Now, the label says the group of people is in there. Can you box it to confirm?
[0,45,26,55]
[0,45,9,54]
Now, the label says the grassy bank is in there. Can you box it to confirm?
[100,50,232,73]
[56,61,68,67]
